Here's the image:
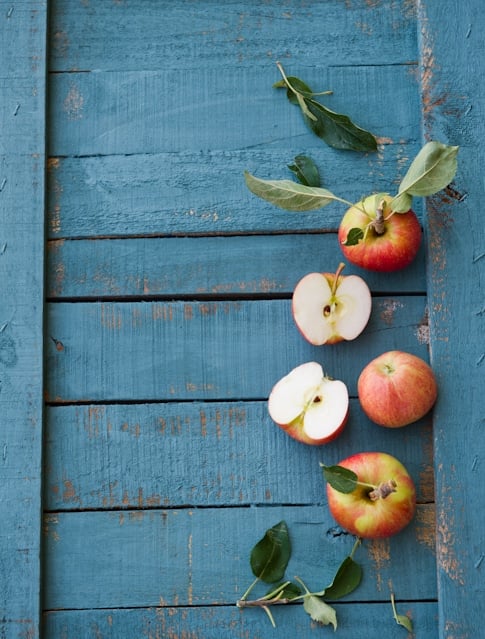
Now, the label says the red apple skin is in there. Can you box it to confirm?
[280,408,349,446]
[338,194,421,272]
[358,351,438,427]
[326,452,416,539]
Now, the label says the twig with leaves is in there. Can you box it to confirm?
[236,520,362,629]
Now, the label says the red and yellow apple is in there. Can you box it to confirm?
[268,362,349,445]
[292,263,372,345]
[358,350,437,427]
[326,452,416,539]
[338,194,421,272]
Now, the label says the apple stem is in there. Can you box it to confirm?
[331,262,346,296]
[368,479,397,501]
[371,199,387,235]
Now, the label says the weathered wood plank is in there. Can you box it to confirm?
[47,64,420,158]
[43,602,439,638]
[46,144,424,238]
[0,3,47,639]
[42,505,436,610]
[46,234,427,299]
[420,1,485,636]
[49,0,418,72]
[43,400,434,511]
[45,297,429,402]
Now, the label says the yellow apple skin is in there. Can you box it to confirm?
[326,452,416,539]
[358,350,438,427]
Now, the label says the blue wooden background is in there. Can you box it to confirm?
[1,1,484,637]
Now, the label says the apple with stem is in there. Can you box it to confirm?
[358,350,438,427]
[292,263,372,345]
[338,194,422,272]
[245,143,458,272]
[268,362,349,445]
[323,452,416,539]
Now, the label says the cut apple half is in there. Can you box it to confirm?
[268,362,349,445]
[292,264,372,345]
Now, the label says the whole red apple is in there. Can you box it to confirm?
[358,350,437,427]
[326,452,416,539]
[338,194,421,272]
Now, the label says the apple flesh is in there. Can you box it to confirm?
[338,193,421,272]
[326,452,416,539]
[268,362,349,445]
[358,350,438,427]
[292,263,372,345]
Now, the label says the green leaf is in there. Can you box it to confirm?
[391,593,413,632]
[244,171,344,212]
[390,191,413,214]
[303,595,338,629]
[250,521,291,584]
[288,155,321,187]
[321,464,358,494]
[303,98,378,152]
[391,141,459,212]
[274,66,375,152]
[323,556,363,600]
[341,227,364,246]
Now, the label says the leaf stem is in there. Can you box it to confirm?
[238,577,260,603]
[349,537,362,560]
[262,605,277,627]
[275,61,297,96]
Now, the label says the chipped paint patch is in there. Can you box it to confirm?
[152,304,173,321]
[368,538,391,591]
[64,83,84,120]
[380,299,404,325]
[100,303,122,329]
[416,504,436,552]
[436,467,465,585]
[53,30,69,57]
[416,306,430,344]
[419,426,435,502]
[63,479,80,504]
[48,158,63,235]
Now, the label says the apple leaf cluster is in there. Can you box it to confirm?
[245,141,458,219]
[244,61,459,273]
[237,520,362,629]
[274,63,378,153]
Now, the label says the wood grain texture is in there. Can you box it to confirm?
[39,1,450,636]
[0,3,47,638]
[47,64,419,155]
[42,505,436,610]
[43,603,439,639]
[45,297,429,403]
[43,401,434,511]
[46,143,424,239]
[49,0,418,72]
[46,234,427,299]
[419,0,485,636]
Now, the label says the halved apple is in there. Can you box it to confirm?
[268,362,349,445]
[292,263,372,345]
